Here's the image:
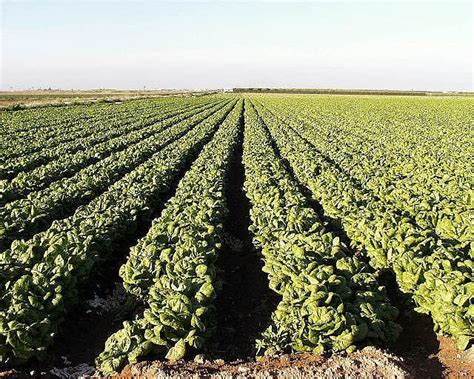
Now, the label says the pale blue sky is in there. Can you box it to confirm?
[0,1,472,91]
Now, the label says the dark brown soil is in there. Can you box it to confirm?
[382,272,474,378]
[211,107,278,360]
[391,310,444,377]
[389,306,473,378]
[45,275,127,368]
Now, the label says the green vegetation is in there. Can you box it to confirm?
[97,101,243,372]
[0,93,471,372]
[243,103,400,356]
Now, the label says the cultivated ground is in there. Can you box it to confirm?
[0,93,472,378]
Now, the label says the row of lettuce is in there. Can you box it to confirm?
[242,103,401,356]
[0,96,197,156]
[0,100,231,251]
[0,97,139,134]
[0,99,236,364]
[0,100,226,206]
[250,98,472,350]
[1,99,162,160]
[96,100,244,372]
[251,95,472,246]
[0,97,220,181]
[0,98,402,371]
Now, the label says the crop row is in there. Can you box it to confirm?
[0,100,233,250]
[0,97,172,137]
[0,102,102,134]
[1,100,145,156]
[0,99,159,157]
[0,100,237,364]
[251,100,473,350]
[0,94,470,372]
[96,100,243,373]
[264,95,470,172]
[0,97,208,161]
[0,100,227,204]
[254,96,472,245]
[242,102,400,356]
[0,98,223,179]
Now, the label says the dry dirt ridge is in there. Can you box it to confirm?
[2,345,473,379]
[116,347,412,378]
[113,343,474,379]
[0,348,411,378]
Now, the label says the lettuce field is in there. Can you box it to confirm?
[0,94,472,376]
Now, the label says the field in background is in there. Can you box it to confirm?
[0,93,472,378]
[3,88,472,110]
[0,90,215,109]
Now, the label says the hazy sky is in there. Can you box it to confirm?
[0,1,472,91]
